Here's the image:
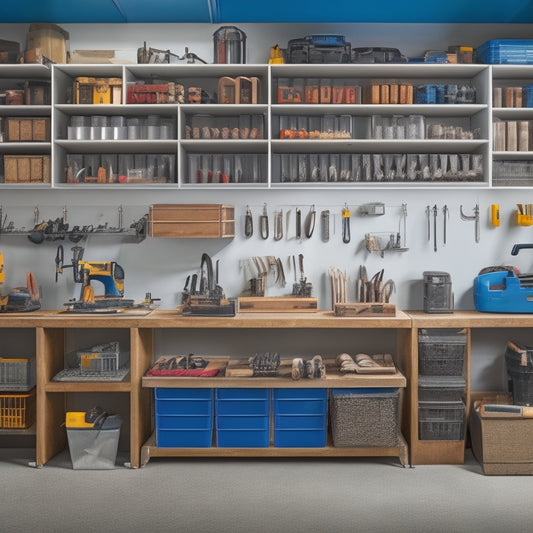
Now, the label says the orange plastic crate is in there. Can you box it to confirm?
[0,389,35,429]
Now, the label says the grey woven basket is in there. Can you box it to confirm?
[330,390,399,447]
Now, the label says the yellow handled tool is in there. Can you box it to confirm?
[491,204,500,227]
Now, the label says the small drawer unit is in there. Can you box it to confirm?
[273,388,327,447]
[418,328,466,376]
[155,388,213,448]
[215,388,270,447]
[330,388,399,447]
[418,400,465,441]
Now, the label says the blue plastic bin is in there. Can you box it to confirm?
[477,40,533,65]
[155,388,213,447]
[273,388,327,447]
[215,388,270,447]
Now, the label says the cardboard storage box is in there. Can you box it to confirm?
[5,118,50,142]
[470,404,533,475]
[149,204,235,238]
[4,155,50,183]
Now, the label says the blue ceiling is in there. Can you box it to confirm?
[1,0,533,23]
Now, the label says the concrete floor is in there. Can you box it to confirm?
[1,448,533,533]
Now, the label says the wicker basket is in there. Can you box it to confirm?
[330,388,399,447]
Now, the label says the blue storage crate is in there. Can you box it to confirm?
[155,388,213,447]
[477,40,533,65]
[217,415,269,431]
[155,387,213,416]
[216,388,270,416]
[273,388,327,447]
[216,428,270,447]
[157,428,213,447]
[215,388,270,447]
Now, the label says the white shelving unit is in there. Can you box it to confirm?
[6,62,533,189]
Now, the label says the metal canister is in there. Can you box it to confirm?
[213,26,246,64]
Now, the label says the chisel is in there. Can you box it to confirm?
[481,404,533,417]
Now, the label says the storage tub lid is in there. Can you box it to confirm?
[418,376,466,389]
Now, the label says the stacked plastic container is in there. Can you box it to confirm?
[417,329,466,440]
[273,389,327,447]
[215,388,270,447]
[155,388,213,447]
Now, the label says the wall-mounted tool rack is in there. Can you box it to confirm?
[0,205,148,243]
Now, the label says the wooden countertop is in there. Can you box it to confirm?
[0,308,412,328]
[408,310,533,328]
[3,308,533,328]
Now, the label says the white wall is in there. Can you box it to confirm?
[3,22,533,388]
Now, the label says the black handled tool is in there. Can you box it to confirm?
[244,206,253,238]
[295,208,302,240]
[342,205,350,244]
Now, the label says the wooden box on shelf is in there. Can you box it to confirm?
[149,204,235,238]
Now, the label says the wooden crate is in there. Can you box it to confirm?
[5,118,50,141]
[238,296,318,313]
[3,155,50,183]
[149,204,234,238]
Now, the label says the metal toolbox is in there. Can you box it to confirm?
[149,204,235,238]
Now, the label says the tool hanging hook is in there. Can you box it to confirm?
[460,204,480,243]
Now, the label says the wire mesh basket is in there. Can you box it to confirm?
[0,357,36,391]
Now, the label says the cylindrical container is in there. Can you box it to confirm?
[213,26,246,64]
[340,154,351,181]
[322,114,336,138]
[320,79,332,104]
[127,117,142,140]
[212,154,224,184]
[393,115,406,139]
[188,154,201,184]
[305,78,319,104]
[298,154,308,182]
[309,154,320,181]
[339,115,352,139]
[239,114,251,139]
[250,115,264,139]
[101,154,118,182]
[222,155,233,183]
[308,116,321,139]
[328,154,339,182]
[407,115,425,140]
[234,154,243,183]
[319,154,329,182]
[297,116,308,139]
[201,155,212,183]
[146,114,161,140]
[160,119,174,140]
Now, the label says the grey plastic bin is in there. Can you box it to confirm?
[67,427,121,470]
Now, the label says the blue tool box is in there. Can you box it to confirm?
[477,40,533,65]
[155,388,213,447]
[474,270,533,313]
[273,388,327,447]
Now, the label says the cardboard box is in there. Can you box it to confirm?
[26,23,69,64]
[5,118,50,142]
[470,396,533,475]
[3,155,50,183]
[149,204,235,238]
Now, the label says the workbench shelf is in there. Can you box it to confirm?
[3,309,533,468]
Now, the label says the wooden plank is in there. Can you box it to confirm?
[335,302,396,317]
[238,296,318,313]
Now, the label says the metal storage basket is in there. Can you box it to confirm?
[0,357,36,391]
